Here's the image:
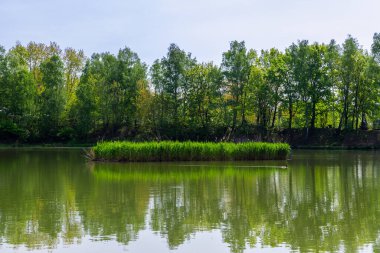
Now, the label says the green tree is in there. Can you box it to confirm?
[371,33,380,64]
[259,48,287,128]
[63,48,85,107]
[71,61,97,138]
[221,41,252,131]
[339,35,360,130]
[287,41,310,130]
[247,60,267,127]
[39,55,65,139]
[357,54,379,129]
[73,48,147,138]
[307,43,332,130]
[282,49,299,129]
[184,62,224,137]
[323,40,341,128]
[151,44,195,139]
[116,47,147,133]
[370,33,380,122]
[0,46,36,140]
[286,41,333,133]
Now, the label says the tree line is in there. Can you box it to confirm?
[0,34,379,142]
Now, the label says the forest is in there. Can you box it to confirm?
[0,34,379,143]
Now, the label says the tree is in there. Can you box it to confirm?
[71,61,97,138]
[357,54,378,129]
[0,37,379,143]
[116,47,147,133]
[286,41,334,133]
[323,40,341,128]
[63,48,85,106]
[39,55,65,139]
[259,48,287,128]
[150,59,166,138]
[307,43,332,130]
[286,41,310,130]
[222,41,253,131]
[0,46,36,140]
[184,62,224,137]
[25,42,48,84]
[339,35,360,130]
[282,49,299,129]
[150,44,195,139]
[247,60,267,128]
[371,33,380,64]
[72,48,147,138]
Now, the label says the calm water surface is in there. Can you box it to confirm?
[0,148,379,253]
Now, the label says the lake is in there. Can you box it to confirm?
[0,148,379,253]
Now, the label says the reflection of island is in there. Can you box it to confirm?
[0,149,379,252]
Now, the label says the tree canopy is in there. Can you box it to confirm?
[0,35,379,142]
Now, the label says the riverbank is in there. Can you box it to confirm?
[0,143,92,148]
[91,141,290,162]
[279,129,380,149]
[1,129,379,150]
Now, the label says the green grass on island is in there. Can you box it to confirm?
[91,141,290,162]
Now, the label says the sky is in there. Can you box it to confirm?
[1,0,379,65]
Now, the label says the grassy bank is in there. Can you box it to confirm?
[91,141,290,162]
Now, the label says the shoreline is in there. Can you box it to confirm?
[1,129,379,150]
[0,144,379,151]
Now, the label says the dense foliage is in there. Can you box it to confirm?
[92,141,290,161]
[0,35,379,142]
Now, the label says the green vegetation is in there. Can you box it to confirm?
[92,141,290,161]
[0,35,379,143]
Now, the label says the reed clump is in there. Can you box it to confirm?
[92,141,290,162]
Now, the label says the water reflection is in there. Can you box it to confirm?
[0,149,379,252]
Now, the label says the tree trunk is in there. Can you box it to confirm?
[310,100,316,130]
[288,100,293,130]
[360,112,368,130]
[241,90,246,126]
[354,82,359,130]
[232,95,239,132]
[271,103,277,128]
[343,85,349,129]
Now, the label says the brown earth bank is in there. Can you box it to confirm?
[242,129,380,149]
[1,129,379,149]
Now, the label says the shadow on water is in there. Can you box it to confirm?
[0,149,379,252]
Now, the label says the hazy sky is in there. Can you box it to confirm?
[1,0,379,65]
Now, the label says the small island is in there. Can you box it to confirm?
[91,141,291,162]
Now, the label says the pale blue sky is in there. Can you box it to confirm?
[1,0,379,64]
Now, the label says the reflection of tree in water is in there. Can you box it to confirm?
[75,166,150,244]
[149,170,225,248]
[0,150,380,252]
[0,150,83,249]
[0,150,150,249]
[221,169,289,253]
[284,151,380,252]
[219,151,380,253]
